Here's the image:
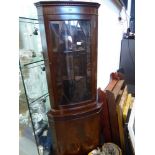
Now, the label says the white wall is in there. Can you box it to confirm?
[97,0,127,89]
[19,0,127,90]
[19,0,38,19]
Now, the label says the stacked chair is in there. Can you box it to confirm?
[98,72,135,155]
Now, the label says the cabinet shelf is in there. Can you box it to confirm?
[20,62,45,71]
[64,48,86,53]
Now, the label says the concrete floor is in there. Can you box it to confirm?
[19,137,39,155]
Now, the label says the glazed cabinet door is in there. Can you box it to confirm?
[43,15,98,108]
[50,20,92,105]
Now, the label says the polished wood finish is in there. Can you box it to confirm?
[98,88,112,142]
[98,74,119,142]
[35,1,100,109]
[48,103,102,155]
[110,72,125,81]
[106,80,125,147]
[35,1,101,155]
[98,72,127,150]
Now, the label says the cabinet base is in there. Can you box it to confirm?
[48,102,102,155]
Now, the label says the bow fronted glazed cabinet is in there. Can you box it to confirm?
[34,1,102,155]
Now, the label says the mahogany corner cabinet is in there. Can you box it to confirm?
[34,1,102,155]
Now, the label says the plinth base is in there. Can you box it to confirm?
[48,102,102,155]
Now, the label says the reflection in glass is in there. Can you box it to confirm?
[50,20,91,105]
[19,17,52,155]
[30,97,48,133]
[21,62,48,103]
[19,72,39,155]
[19,18,43,65]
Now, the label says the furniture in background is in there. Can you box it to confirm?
[119,38,135,96]
[98,72,135,155]
[19,17,52,155]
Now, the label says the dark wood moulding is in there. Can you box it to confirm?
[48,102,102,121]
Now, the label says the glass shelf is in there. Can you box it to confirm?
[29,93,49,105]
[20,55,44,67]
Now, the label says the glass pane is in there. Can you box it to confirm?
[19,72,39,155]
[29,95,50,134]
[20,70,51,155]
[50,20,91,105]
[21,61,48,103]
[19,18,43,65]
[19,17,52,155]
